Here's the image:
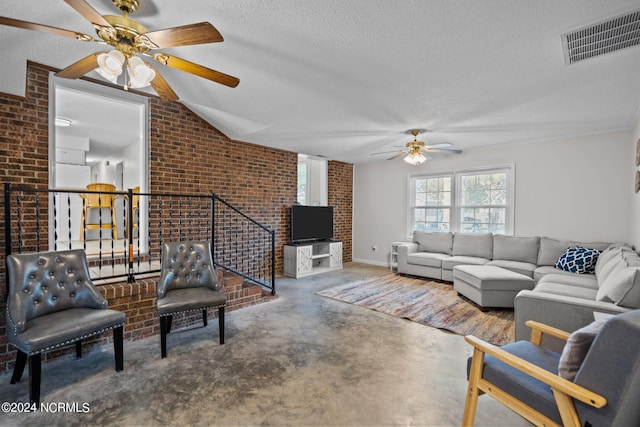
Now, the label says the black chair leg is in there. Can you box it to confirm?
[113,326,124,371]
[10,351,28,384]
[76,340,83,358]
[28,353,41,406]
[166,315,173,334]
[218,307,225,345]
[202,309,208,327]
[160,316,169,358]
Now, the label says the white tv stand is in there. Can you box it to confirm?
[283,240,342,278]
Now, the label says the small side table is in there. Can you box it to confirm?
[390,241,408,271]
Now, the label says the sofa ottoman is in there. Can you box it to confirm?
[453,265,535,309]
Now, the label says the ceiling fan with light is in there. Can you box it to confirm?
[371,129,462,165]
[0,0,239,101]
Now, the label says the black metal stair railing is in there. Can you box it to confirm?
[3,183,276,299]
[212,194,276,293]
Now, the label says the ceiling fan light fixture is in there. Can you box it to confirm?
[0,1,239,101]
[95,50,125,83]
[404,151,426,165]
[126,56,156,88]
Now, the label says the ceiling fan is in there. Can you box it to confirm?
[371,129,462,165]
[0,0,239,101]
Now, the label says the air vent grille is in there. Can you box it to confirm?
[562,9,640,64]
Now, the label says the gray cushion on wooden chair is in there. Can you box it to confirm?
[6,249,126,354]
[470,341,563,424]
[573,310,640,426]
[467,310,640,426]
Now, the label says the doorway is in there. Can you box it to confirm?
[49,75,149,253]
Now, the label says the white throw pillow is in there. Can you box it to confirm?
[596,265,640,308]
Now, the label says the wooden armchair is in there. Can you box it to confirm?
[79,183,118,240]
[463,310,640,427]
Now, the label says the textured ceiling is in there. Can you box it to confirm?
[1,0,640,164]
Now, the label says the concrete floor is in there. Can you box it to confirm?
[0,263,531,426]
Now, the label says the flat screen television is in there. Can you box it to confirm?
[291,205,334,242]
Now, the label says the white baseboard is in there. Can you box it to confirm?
[351,257,390,267]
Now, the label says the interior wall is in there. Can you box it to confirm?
[121,140,141,190]
[630,111,640,249]
[91,160,119,187]
[0,61,354,286]
[353,130,632,266]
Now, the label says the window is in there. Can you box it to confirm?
[297,158,308,205]
[297,154,328,206]
[409,166,513,236]
[411,175,452,232]
[459,170,509,234]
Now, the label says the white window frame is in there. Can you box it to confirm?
[297,154,328,206]
[407,173,454,235]
[407,164,515,238]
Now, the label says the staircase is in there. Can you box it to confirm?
[220,271,276,310]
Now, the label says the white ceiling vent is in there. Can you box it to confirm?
[562,9,640,64]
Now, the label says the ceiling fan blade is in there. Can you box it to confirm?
[424,142,452,149]
[424,152,432,161]
[141,22,223,49]
[55,53,100,79]
[426,148,463,154]
[0,16,94,41]
[153,52,239,88]
[147,64,179,102]
[371,149,404,155]
[64,0,112,28]
[387,152,407,160]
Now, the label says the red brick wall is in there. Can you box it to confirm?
[328,160,353,262]
[0,61,353,373]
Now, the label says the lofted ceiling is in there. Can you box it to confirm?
[1,0,640,164]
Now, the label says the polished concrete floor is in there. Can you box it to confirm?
[0,263,531,426]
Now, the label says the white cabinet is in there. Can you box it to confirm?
[284,241,342,278]
[330,242,342,268]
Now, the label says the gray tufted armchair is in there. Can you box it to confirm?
[6,249,126,405]
[156,241,227,358]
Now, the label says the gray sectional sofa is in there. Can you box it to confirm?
[396,231,640,342]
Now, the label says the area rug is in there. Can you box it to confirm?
[317,274,514,346]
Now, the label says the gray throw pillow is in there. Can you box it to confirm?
[558,318,607,381]
[413,231,453,254]
[492,235,539,264]
[537,237,575,266]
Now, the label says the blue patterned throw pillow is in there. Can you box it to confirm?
[556,247,602,274]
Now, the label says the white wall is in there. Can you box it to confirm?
[353,130,632,266]
[91,160,118,187]
[630,112,640,249]
[122,140,142,190]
